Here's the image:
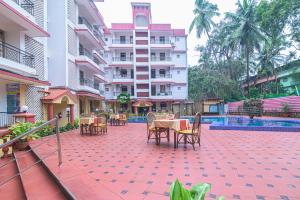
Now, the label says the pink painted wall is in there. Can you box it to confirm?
[227,96,300,112]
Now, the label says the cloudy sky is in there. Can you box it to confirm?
[96,0,237,66]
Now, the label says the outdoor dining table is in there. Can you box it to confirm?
[80,117,95,134]
[152,119,189,148]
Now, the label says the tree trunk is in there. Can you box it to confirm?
[245,48,250,97]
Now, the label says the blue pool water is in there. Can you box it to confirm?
[128,115,300,131]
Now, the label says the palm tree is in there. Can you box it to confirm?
[225,0,266,96]
[189,0,219,38]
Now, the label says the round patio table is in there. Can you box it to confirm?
[152,119,189,148]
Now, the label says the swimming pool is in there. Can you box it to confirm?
[128,116,300,132]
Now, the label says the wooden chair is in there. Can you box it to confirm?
[176,113,201,150]
[146,112,170,144]
[91,114,108,135]
[119,114,127,125]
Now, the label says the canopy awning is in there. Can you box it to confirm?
[42,89,77,104]
[132,100,153,107]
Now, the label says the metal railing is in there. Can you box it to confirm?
[0,116,62,187]
[113,92,134,97]
[0,112,16,128]
[80,78,94,88]
[112,57,133,62]
[152,74,172,79]
[150,40,171,44]
[0,41,34,68]
[78,16,103,40]
[14,0,34,16]
[113,74,133,79]
[152,91,172,96]
[112,39,133,44]
[151,57,172,62]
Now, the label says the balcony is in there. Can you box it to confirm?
[75,16,105,49]
[151,74,172,83]
[112,74,134,84]
[150,40,174,49]
[113,92,134,99]
[109,39,133,49]
[79,78,104,95]
[151,91,173,99]
[150,56,173,66]
[111,57,133,66]
[0,41,36,75]
[75,47,104,73]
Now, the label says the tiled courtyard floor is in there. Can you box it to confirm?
[31,123,300,200]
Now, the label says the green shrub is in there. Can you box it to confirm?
[74,118,79,129]
[281,103,290,113]
[170,179,223,200]
[243,98,263,119]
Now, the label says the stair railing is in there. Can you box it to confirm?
[0,115,62,187]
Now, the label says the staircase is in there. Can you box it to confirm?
[0,149,74,200]
[0,117,76,200]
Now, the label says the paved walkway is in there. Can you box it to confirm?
[31,124,300,200]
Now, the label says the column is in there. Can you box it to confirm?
[70,104,74,125]
[134,106,138,115]
[47,103,54,120]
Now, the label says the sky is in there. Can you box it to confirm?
[96,0,237,66]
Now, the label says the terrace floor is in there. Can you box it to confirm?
[31,123,300,200]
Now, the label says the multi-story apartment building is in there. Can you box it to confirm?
[104,2,188,114]
[47,0,107,121]
[0,0,49,127]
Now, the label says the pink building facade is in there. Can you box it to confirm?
[104,2,188,113]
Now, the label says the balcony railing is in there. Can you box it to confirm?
[113,74,133,79]
[78,16,103,41]
[112,39,133,44]
[113,92,134,97]
[112,57,133,62]
[79,46,100,64]
[152,74,172,79]
[80,78,94,88]
[150,40,171,44]
[151,57,172,62]
[152,91,172,96]
[0,112,16,128]
[0,41,34,68]
[13,0,34,16]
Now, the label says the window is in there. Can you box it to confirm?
[160,102,167,110]
[120,52,126,61]
[160,85,166,93]
[177,70,180,74]
[131,86,135,96]
[120,69,127,77]
[150,36,155,43]
[176,37,180,42]
[159,36,165,44]
[160,53,166,61]
[131,69,134,79]
[130,52,133,61]
[151,52,156,60]
[177,54,180,58]
[105,88,109,92]
[159,69,166,78]
[130,36,133,44]
[121,86,128,93]
[136,15,149,27]
[151,85,156,96]
[105,38,108,41]
[151,69,156,78]
[120,36,126,44]
[79,70,84,85]
[177,87,181,90]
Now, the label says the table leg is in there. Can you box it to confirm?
[174,131,177,148]
[155,128,159,145]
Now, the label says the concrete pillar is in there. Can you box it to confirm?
[70,104,74,125]
[47,103,54,120]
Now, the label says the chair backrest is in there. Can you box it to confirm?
[146,112,156,125]
[174,112,180,119]
[95,113,107,124]
[119,114,127,120]
[192,113,201,134]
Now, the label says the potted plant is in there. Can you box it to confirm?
[243,98,263,119]
[9,122,36,150]
[281,103,290,117]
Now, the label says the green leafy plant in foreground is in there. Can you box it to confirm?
[170,179,224,200]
